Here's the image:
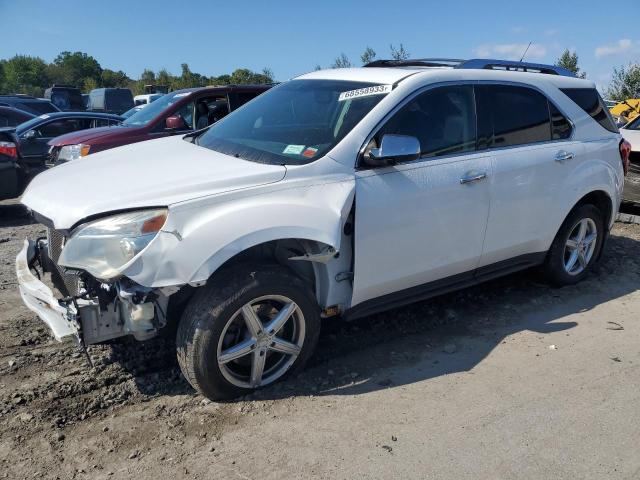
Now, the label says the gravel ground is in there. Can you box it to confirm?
[1,200,640,479]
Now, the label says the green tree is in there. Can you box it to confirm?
[140,68,156,84]
[606,64,640,101]
[555,49,586,78]
[0,61,5,92]
[48,51,102,87]
[175,63,204,88]
[156,68,172,87]
[214,74,231,85]
[101,69,130,88]
[83,77,98,91]
[227,68,274,85]
[261,68,274,83]
[1,55,49,95]
[390,43,409,60]
[361,46,376,65]
[332,53,352,68]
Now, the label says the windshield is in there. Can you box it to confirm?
[197,80,390,165]
[121,106,143,119]
[16,114,52,135]
[123,91,190,126]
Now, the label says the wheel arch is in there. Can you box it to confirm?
[191,228,354,310]
[572,190,614,229]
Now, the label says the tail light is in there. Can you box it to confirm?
[620,139,631,176]
[0,141,17,158]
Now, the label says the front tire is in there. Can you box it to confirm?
[176,264,320,401]
[543,204,604,285]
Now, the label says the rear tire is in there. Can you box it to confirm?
[176,264,320,401]
[543,204,604,286]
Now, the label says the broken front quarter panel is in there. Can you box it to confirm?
[120,159,356,308]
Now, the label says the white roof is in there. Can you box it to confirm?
[295,67,423,84]
[295,66,594,89]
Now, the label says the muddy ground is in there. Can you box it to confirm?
[1,200,640,479]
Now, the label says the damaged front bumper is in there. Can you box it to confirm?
[16,239,80,343]
[16,238,166,345]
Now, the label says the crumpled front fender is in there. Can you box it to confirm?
[122,178,355,289]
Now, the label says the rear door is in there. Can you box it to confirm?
[352,84,492,306]
[476,84,579,268]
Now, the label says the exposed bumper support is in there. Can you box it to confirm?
[16,238,166,345]
[15,239,80,343]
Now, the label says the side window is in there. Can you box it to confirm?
[549,103,572,140]
[194,96,230,130]
[376,85,476,159]
[174,101,194,130]
[488,85,551,147]
[37,119,90,137]
[560,88,618,133]
[233,92,259,109]
[92,118,112,128]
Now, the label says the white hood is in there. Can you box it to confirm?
[22,136,286,229]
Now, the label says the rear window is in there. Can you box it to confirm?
[19,101,58,114]
[560,88,618,133]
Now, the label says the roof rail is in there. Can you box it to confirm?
[364,57,576,77]
[365,58,465,68]
[457,59,575,77]
[0,94,36,99]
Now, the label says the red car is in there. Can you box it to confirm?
[48,85,271,164]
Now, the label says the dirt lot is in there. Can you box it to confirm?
[1,201,640,480]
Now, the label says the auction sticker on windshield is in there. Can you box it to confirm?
[338,84,392,102]
[283,144,305,155]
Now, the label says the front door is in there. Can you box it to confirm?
[21,118,90,158]
[351,84,492,306]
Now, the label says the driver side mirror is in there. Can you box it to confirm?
[22,130,37,141]
[165,115,185,130]
[365,134,421,167]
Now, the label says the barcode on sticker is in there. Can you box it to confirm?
[338,84,392,101]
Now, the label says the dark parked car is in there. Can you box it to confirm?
[0,95,60,115]
[48,84,271,163]
[0,111,122,200]
[0,106,35,127]
[44,85,85,111]
[87,88,134,115]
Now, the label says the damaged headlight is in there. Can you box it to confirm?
[58,209,168,280]
[58,144,91,162]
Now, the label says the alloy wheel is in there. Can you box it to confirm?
[563,217,598,276]
[216,295,305,389]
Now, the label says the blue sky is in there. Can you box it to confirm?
[1,0,639,91]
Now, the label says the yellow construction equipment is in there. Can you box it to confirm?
[610,99,640,124]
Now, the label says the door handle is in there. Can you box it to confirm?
[554,151,574,162]
[460,172,487,184]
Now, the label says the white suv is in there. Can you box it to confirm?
[16,59,625,400]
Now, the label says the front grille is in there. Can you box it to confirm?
[47,228,80,297]
[45,146,60,167]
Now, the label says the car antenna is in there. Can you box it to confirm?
[519,42,532,62]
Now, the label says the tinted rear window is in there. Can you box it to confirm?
[20,101,57,114]
[478,85,552,148]
[560,88,618,133]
